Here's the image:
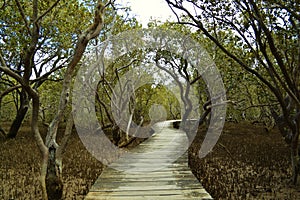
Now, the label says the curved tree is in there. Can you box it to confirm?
[0,0,115,199]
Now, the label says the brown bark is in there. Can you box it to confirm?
[1,1,109,198]
[46,146,63,200]
[6,90,29,138]
[42,2,107,199]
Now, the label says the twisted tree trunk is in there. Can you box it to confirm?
[41,2,107,199]
[45,146,63,200]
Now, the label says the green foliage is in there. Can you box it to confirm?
[0,0,142,126]
[0,0,95,127]
[0,0,92,67]
[166,0,300,127]
[133,84,181,122]
[38,80,62,123]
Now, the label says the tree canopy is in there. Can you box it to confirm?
[165,0,300,183]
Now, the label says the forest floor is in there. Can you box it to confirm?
[1,122,300,199]
[189,122,300,199]
[0,124,103,199]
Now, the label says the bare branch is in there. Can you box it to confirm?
[0,85,22,100]
[0,53,26,86]
[31,62,67,84]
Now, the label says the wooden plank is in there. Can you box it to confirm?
[98,167,194,175]
[86,189,211,197]
[85,120,213,200]
[91,185,205,192]
[86,193,212,200]
[91,181,202,189]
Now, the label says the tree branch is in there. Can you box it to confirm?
[237,102,280,111]
[165,0,289,109]
[56,114,74,160]
[249,0,298,104]
[14,0,31,35]
[0,85,22,100]
[0,52,48,158]
[46,1,107,146]
[36,0,61,22]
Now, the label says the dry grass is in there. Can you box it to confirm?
[2,122,300,199]
[189,122,300,199]
[0,125,103,200]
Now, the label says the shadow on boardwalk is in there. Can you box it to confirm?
[85,121,213,200]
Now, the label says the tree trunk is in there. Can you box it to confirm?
[112,125,121,146]
[291,151,300,185]
[7,90,29,138]
[291,116,300,185]
[45,145,63,200]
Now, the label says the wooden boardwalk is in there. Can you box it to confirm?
[85,121,213,200]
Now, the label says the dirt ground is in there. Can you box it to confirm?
[1,122,300,199]
[189,122,300,199]
[0,124,103,200]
